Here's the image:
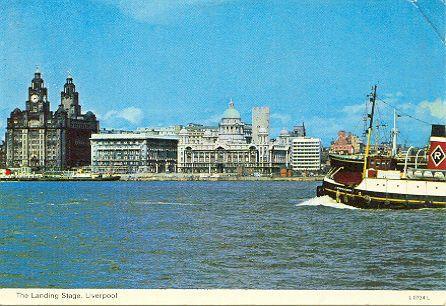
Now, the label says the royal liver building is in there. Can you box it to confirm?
[5,69,99,170]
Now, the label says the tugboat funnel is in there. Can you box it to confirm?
[427,125,446,170]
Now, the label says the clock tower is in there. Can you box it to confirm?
[26,66,49,114]
[6,68,99,171]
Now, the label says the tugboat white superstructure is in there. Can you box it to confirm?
[317,86,446,209]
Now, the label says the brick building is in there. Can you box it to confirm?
[330,130,362,155]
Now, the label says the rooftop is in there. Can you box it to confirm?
[91,133,179,141]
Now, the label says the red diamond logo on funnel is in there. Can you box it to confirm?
[431,145,446,167]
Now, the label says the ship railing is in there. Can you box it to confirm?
[403,147,427,176]
[327,166,344,179]
[406,168,446,181]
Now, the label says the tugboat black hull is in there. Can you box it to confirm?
[317,179,446,209]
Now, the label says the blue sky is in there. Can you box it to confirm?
[0,0,445,146]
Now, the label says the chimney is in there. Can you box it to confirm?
[427,125,446,170]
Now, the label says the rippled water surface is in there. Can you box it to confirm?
[0,181,444,289]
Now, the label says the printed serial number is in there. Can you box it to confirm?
[409,295,430,301]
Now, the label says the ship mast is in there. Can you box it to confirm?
[362,85,377,178]
[391,109,399,157]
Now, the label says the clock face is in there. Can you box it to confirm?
[30,94,39,102]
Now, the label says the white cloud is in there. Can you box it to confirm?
[292,94,444,147]
[341,103,366,116]
[304,116,346,145]
[104,106,144,124]
[388,98,446,123]
[201,113,222,125]
[271,113,291,124]
[368,93,446,122]
[100,0,234,24]
[386,91,404,98]
[419,98,446,120]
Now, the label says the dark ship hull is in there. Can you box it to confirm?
[318,153,446,209]
[317,177,446,209]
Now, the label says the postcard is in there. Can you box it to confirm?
[0,1,445,305]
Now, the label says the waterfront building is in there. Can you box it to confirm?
[330,130,362,154]
[290,137,322,172]
[274,128,321,172]
[252,107,270,144]
[0,141,6,169]
[90,132,178,174]
[290,123,306,137]
[5,69,99,170]
[271,129,292,168]
[136,125,182,137]
[177,100,288,174]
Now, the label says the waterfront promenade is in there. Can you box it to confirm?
[0,172,324,182]
[119,173,325,182]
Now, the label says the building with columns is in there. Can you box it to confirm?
[177,100,288,175]
[5,69,99,170]
[90,132,178,174]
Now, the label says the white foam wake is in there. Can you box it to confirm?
[296,195,359,210]
[135,201,200,206]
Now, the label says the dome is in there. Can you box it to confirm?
[179,128,188,135]
[280,128,289,136]
[85,111,95,118]
[222,100,241,119]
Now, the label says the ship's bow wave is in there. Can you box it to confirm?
[296,195,359,210]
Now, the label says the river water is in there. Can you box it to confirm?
[0,181,444,289]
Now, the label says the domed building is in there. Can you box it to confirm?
[177,100,290,175]
[218,100,246,143]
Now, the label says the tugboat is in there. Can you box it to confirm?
[317,85,446,209]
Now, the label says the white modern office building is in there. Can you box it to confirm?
[290,137,322,171]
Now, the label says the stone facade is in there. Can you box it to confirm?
[252,106,270,144]
[177,100,288,175]
[0,141,5,169]
[90,132,178,174]
[5,69,99,170]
